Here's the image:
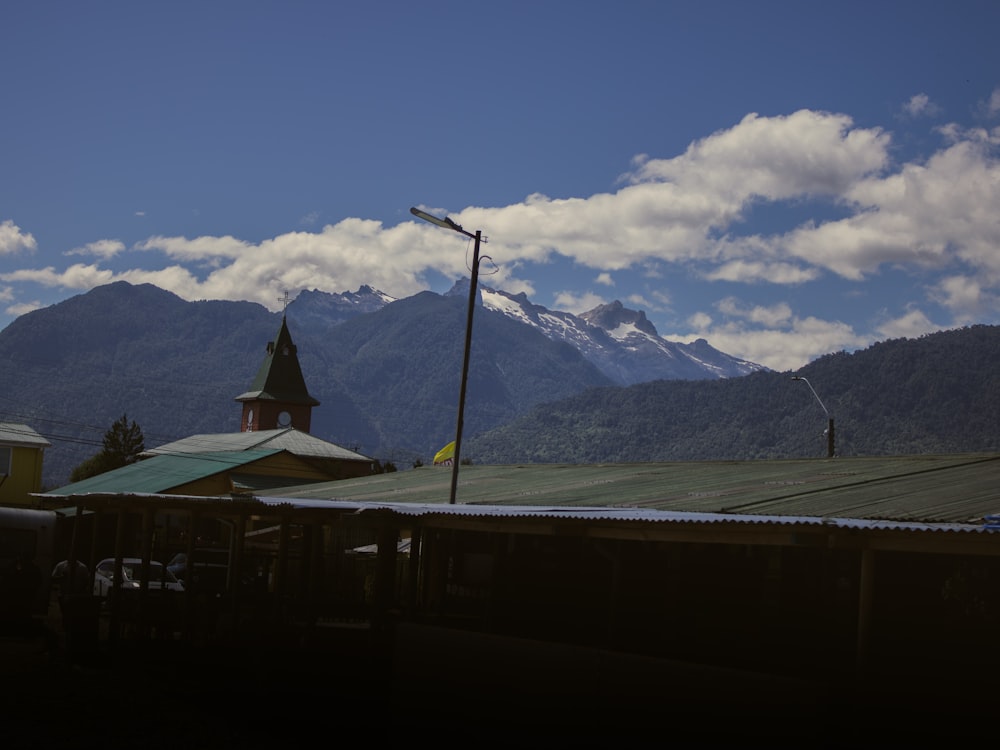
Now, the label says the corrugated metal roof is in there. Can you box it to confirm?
[252,494,990,532]
[46,449,281,495]
[263,453,1000,526]
[0,422,51,448]
[142,428,372,462]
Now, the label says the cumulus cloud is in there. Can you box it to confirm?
[715,297,794,328]
[5,300,43,317]
[875,308,942,341]
[902,93,941,118]
[668,311,866,373]
[3,105,999,371]
[554,290,607,315]
[626,293,655,310]
[65,239,126,260]
[0,221,37,255]
[930,274,1000,322]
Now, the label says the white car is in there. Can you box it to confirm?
[92,557,184,598]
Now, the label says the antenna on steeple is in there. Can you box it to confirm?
[279,290,290,313]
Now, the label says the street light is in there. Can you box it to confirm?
[791,376,835,457]
[410,206,484,504]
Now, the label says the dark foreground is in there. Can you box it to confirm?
[3,616,998,747]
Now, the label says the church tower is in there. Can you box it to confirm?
[235,314,320,433]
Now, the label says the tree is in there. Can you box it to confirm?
[102,413,145,466]
[69,413,146,482]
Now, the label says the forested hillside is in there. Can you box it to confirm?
[464,325,1000,463]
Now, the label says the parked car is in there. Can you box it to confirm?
[92,557,183,599]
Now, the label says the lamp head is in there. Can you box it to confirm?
[410,206,466,234]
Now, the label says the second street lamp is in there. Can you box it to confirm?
[410,206,484,504]
[791,375,835,458]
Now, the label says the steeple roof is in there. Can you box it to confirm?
[235,315,320,406]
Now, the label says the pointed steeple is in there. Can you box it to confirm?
[235,315,320,433]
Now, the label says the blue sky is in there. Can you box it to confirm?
[2,1,999,372]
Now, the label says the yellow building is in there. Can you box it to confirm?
[0,423,51,507]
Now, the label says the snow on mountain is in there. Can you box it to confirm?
[287,285,398,332]
[478,287,768,384]
[291,282,768,385]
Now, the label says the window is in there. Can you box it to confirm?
[0,446,10,476]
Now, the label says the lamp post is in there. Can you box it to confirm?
[791,375,835,458]
[410,206,483,504]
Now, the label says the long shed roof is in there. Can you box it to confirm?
[263,452,1000,526]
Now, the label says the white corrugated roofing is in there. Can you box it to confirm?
[0,422,51,448]
[259,454,1000,525]
[142,427,372,462]
[251,495,997,535]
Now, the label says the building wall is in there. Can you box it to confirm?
[0,444,46,506]
[240,401,312,433]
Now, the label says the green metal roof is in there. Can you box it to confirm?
[265,453,1000,525]
[46,449,282,495]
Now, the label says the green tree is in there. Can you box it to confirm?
[69,413,146,482]
[102,413,145,465]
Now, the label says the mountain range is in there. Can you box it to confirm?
[0,280,762,488]
[3,281,997,490]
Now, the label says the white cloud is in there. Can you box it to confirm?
[670,314,865,372]
[704,259,819,284]
[902,93,940,118]
[626,293,655,310]
[5,300,43,317]
[986,88,1000,117]
[874,308,941,341]
[666,297,867,371]
[0,221,37,255]
[553,290,607,315]
[784,131,1000,282]
[65,239,126,260]
[4,106,999,372]
[715,297,794,328]
[623,110,888,199]
[0,264,117,289]
[930,275,1000,322]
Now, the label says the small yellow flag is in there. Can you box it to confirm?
[433,441,455,466]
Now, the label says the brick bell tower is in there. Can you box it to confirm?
[235,313,320,433]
